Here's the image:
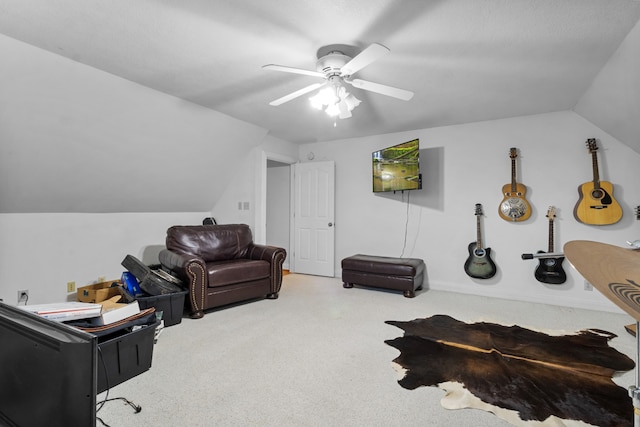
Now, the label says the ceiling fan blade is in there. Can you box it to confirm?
[347,79,414,101]
[262,64,325,78]
[340,43,390,76]
[269,82,325,106]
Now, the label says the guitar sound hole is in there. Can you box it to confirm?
[474,249,486,257]
[591,189,604,199]
[544,259,557,267]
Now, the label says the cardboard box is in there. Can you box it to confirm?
[77,281,122,303]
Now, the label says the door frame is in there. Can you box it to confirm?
[256,151,335,276]
[255,150,296,245]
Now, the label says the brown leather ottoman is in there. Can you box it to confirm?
[341,254,425,298]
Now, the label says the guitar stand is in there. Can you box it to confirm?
[630,320,640,427]
[521,252,564,260]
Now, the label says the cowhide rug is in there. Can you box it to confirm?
[385,314,634,427]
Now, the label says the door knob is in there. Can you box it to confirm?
[328,222,333,227]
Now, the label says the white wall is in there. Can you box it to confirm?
[0,212,206,305]
[298,111,640,313]
[210,135,298,241]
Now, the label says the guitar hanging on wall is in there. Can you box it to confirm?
[464,203,497,279]
[498,147,531,222]
[534,206,566,285]
[573,138,622,225]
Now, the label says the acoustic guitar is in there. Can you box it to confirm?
[534,206,566,285]
[498,147,531,222]
[464,203,497,279]
[573,139,622,225]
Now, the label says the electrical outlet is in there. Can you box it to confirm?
[584,280,593,291]
[17,289,29,304]
[67,281,76,293]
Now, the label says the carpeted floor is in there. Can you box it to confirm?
[96,274,636,427]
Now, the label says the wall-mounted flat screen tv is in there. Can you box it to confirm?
[372,138,422,193]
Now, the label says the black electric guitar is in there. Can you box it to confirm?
[499,147,532,222]
[534,206,566,284]
[574,139,622,225]
[464,204,497,279]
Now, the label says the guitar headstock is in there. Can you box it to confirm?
[586,138,598,153]
[546,206,556,221]
[509,147,517,159]
[475,203,483,216]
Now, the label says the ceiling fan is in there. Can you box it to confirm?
[263,43,414,119]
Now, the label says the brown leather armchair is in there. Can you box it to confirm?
[158,224,286,319]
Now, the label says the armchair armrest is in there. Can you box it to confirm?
[159,248,199,271]
[247,244,287,296]
[159,249,208,319]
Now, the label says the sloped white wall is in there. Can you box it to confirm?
[0,34,268,213]
[299,111,640,313]
[575,16,640,155]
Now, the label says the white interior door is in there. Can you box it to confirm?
[292,161,335,277]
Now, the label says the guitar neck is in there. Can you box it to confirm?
[547,219,554,252]
[510,157,517,192]
[591,150,601,190]
[476,215,483,248]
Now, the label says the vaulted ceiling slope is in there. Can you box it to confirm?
[0,0,639,148]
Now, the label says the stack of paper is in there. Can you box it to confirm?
[18,302,102,322]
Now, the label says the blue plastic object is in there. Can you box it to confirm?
[121,271,142,296]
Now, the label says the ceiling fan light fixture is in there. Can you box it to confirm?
[343,91,361,111]
[309,86,339,111]
[309,80,360,119]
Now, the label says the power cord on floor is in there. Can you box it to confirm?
[97,397,142,426]
[96,345,142,426]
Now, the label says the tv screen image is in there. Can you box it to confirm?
[372,138,421,193]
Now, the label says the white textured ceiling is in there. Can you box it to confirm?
[0,0,639,144]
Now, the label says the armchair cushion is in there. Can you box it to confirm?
[206,259,269,288]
